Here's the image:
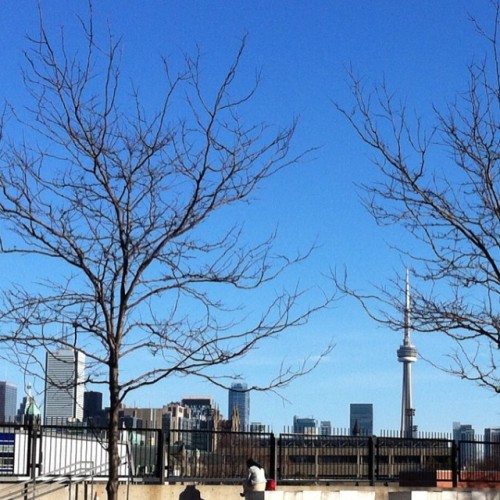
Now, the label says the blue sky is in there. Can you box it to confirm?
[0,1,498,434]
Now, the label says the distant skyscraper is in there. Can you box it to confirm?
[484,427,500,441]
[182,395,219,430]
[162,402,191,432]
[453,421,475,441]
[182,396,215,419]
[0,381,17,423]
[17,384,41,424]
[484,427,500,462]
[350,404,373,435]
[453,422,477,468]
[44,348,86,424]
[249,422,266,433]
[228,382,250,431]
[181,396,219,451]
[397,271,417,437]
[84,390,104,425]
[320,420,332,436]
[119,407,164,429]
[293,416,318,434]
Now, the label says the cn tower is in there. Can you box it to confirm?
[397,270,417,438]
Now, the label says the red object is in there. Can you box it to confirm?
[266,479,276,491]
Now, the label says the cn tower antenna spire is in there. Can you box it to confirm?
[404,269,411,343]
[397,269,417,438]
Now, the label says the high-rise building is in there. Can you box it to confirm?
[249,422,266,433]
[181,396,220,430]
[453,422,475,441]
[228,382,250,431]
[0,381,17,423]
[485,427,500,441]
[182,396,215,420]
[320,420,332,436]
[16,396,29,423]
[397,271,417,437]
[350,403,373,435]
[44,348,86,424]
[453,422,477,468]
[162,402,191,431]
[181,396,219,451]
[293,416,318,435]
[16,384,41,424]
[162,402,192,447]
[484,427,500,462]
[84,390,105,425]
[119,406,164,429]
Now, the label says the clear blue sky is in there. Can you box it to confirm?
[0,1,497,434]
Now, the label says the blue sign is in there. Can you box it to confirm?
[0,433,15,474]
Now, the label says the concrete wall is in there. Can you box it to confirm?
[4,483,500,500]
[389,491,500,500]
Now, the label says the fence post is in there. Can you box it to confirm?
[25,417,41,500]
[269,433,277,481]
[368,436,375,486]
[451,439,458,487]
[25,420,33,478]
[27,417,41,480]
[156,428,165,483]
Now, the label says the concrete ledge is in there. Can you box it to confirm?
[264,491,376,500]
[3,483,499,500]
[389,490,500,500]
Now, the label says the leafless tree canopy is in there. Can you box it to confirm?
[0,15,332,498]
[335,7,500,394]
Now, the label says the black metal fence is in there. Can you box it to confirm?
[375,435,455,484]
[0,422,163,482]
[166,429,499,486]
[166,429,274,482]
[278,434,457,484]
[458,439,500,484]
[278,434,373,481]
[1,422,499,486]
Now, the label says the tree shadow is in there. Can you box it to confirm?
[179,484,205,500]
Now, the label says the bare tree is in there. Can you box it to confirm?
[334,6,500,395]
[0,15,333,499]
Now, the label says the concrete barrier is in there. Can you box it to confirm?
[85,485,500,500]
[389,490,500,500]
[264,490,376,500]
[2,483,499,500]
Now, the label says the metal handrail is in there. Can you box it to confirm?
[0,460,101,500]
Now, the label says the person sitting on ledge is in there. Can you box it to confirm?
[241,458,266,498]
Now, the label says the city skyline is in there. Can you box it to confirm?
[0,0,497,435]
[2,376,498,438]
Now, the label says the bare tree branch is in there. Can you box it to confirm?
[0,13,334,500]
[334,4,500,396]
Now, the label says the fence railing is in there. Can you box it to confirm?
[0,422,163,482]
[166,429,499,486]
[277,434,458,484]
[1,422,499,486]
[279,434,373,481]
[166,429,274,482]
[458,439,500,484]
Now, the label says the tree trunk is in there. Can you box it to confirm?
[106,363,120,500]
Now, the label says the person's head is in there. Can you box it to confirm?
[247,458,261,468]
